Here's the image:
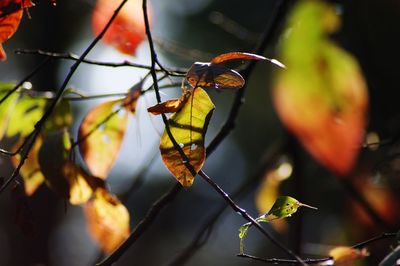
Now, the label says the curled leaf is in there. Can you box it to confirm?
[148,90,191,115]
[122,80,142,113]
[160,88,215,187]
[79,100,128,178]
[84,188,130,253]
[273,0,368,176]
[329,246,369,266]
[210,52,266,64]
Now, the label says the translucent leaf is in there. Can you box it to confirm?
[273,0,368,176]
[6,95,46,137]
[92,0,151,55]
[0,83,19,139]
[78,100,128,178]
[329,246,369,266]
[211,52,266,64]
[148,90,191,115]
[43,99,73,134]
[0,0,33,60]
[63,162,94,205]
[160,88,215,187]
[84,188,130,253]
[264,196,317,221]
[11,137,45,196]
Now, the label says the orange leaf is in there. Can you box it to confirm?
[211,52,266,64]
[148,90,191,115]
[329,246,369,266]
[160,88,215,187]
[92,0,152,55]
[84,188,130,253]
[0,0,33,61]
[122,80,143,113]
[78,100,128,178]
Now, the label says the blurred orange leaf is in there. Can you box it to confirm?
[273,1,368,176]
[11,137,45,196]
[186,52,265,90]
[84,188,130,253]
[160,88,215,187]
[329,246,369,266]
[92,0,151,55]
[0,0,33,61]
[122,80,143,113]
[148,89,191,115]
[78,100,128,178]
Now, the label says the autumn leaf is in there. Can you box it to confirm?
[329,246,369,266]
[78,100,128,178]
[122,79,143,113]
[0,0,33,61]
[0,82,19,139]
[92,0,151,55]
[148,89,191,115]
[11,137,45,196]
[160,88,215,187]
[84,188,130,253]
[43,99,73,134]
[273,0,368,176]
[186,52,266,90]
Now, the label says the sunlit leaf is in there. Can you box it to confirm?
[0,83,19,139]
[6,95,46,137]
[63,162,94,205]
[0,0,33,60]
[211,52,266,64]
[11,137,45,196]
[78,100,128,178]
[186,52,265,90]
[273,0,368,176]
[160,88,215,187]
[92,0,151,55]
[329,246,369,266]
[84,188,130,253]
[148,90,191,115]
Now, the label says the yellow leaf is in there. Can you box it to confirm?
[11,137,45,196]
[78,100,128,178]
[84,189,130,253]
[63,162,94,205]
[329,246,369,266]
[160,88,215,187]
[148,90,191,115]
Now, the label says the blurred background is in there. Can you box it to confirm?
[1,0,400,265]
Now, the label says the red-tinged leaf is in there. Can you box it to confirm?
[160,88,215,187]
[84,188,130,253]
[12,183,34,236]
[0,0,33,61]
[122,80,143,113]
[148,90,191,115]
[211,52,266,64]
[79,100,128,178]
[11,137,45,196]
[273,1,368,176]
[186,63,245,90]
[329,246,369,266]
[92,0,152,55]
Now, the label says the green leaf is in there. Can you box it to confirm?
[0,83,19,139]
[6,95,46,137]
[159,87,215,187]
[43,99,73,134]
[78,99,128,178]
[264,196,317,221]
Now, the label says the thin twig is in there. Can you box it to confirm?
[0,0,130,194]
[237,253,331,265]
[198,170,306,265]
[352,232,397,249]
[15,49,186,77]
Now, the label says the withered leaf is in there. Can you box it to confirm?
[147,90,191,115]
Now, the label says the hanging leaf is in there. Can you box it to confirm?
[62,162,95,205]
[273,0,368,176]
[186,52,266,90]
[6,95,46,137]
[0,83,19,139]
[11,137,45,196]
[122,80,143,113]
[329,246,369,266]
[78,100,128,178]
[92,0,151,55]
[160,88,215,187]
[43,99,73,134]
[148,90,191,115]
[84,188,130,253]
[0,0,33,60]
